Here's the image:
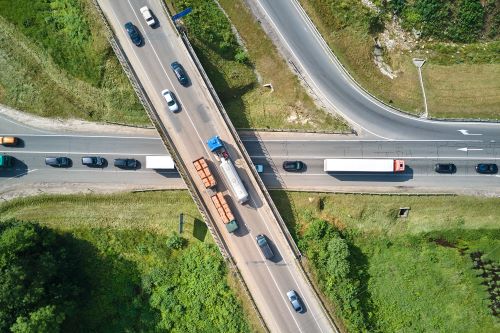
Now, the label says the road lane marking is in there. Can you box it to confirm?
[0,151,164,156]
[458,129,482,136]
[1,134,161,139]
[249,155,500,160]
[457,147,484,152]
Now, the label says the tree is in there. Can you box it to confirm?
[0,220,82,332]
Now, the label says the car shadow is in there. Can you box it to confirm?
[329,166,414,182]
[0,158,28,178]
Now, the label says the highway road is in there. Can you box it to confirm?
[253,0,500,141]
[94,1,334,332]
[1,127,499,196]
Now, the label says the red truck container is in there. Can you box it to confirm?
[193,157,216,188]
[211,192,238,233]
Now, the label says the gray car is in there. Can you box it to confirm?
[256,234,274,259]
[81,156,106,167]
[45,157,71,167]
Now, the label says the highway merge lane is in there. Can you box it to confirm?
[96,1,334,332]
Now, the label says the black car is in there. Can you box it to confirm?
[435,163,456,174]
[124,22,142,46]
[81,156,106,167]
[114,158,138,169]
[256,234,274,260]
[283,160,304,172]
[475,163,498,174]
[170,61,188,86]
[45,157,71,167]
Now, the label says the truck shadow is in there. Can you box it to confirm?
[0,158,28,178]
[328,166,414,182]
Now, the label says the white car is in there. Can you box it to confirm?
[140,6,155,26]
[161,89,179,112]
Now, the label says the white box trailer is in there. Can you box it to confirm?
[324,159,405,173]
[145,155,175,169]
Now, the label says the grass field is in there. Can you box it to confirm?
[0,0,148,125]
[166,0,349,131]
[272,191,500,332]
[0,191,262,332]
[299,0,500,119]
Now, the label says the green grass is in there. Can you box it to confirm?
[166,0,349,131]
[0,191,260,332]
[272,191,500,332]
[0,0,149,125]
[299,0,500,119]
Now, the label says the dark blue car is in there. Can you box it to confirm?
[125,22,142,46]
[170,61,189,86]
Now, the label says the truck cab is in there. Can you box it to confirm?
[0,155,13,168]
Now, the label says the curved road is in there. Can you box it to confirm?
[254,0,500,141]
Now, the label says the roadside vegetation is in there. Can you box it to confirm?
[272,191,500,332]
[300,0,500,119]
[0,191,258,333]
[166,0,349,131]
[0,0,148,125]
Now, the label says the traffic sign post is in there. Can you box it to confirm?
[179,213,184,234]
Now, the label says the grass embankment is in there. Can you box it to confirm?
[272,191,500,332]
[299,0,500,119]
[166,0,348,131]
[0,0,148,125]
[0,191,261,332]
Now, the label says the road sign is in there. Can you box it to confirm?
[172,7,192,21]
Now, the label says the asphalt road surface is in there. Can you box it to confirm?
[253,0,500,141]
[1,125,498,196]
[95,1,334,332]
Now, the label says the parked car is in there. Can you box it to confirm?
[45,157,70,167]
[475,163,498,174]
[283,160,304,172]
[161,89,179,112]
[0,136,18,146]
[81,156,106,167]
[114,158,138,169]
[256,234,274,259]
[255,164,264,174]
[140,6,155,26]
[170,61,189,86]
[434,163,456,174]
[124,22,142,46]
[286,290,303,312]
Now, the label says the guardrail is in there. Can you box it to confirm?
[91,0,231,262]
[108,1,267,331]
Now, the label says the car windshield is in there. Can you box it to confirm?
[168,100,175,106]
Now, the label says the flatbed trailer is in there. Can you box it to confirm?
[211,192,239,233]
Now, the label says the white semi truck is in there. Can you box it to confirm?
[207,136,249,204]
[145,155,175,170]
[324,158,405,173]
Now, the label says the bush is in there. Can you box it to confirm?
[165,232,187,250]
[300,219,367,332]
[177,0,240,58]
[145,243,249,332]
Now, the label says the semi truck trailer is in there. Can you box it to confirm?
[324,159,405,173]
[145,155,175,170]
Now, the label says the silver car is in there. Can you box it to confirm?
[286,290,303,312]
